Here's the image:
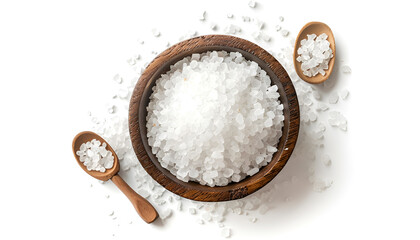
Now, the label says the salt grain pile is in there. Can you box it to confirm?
[296,33,333,77]
[146,51,284,186]
[76,139,114,172]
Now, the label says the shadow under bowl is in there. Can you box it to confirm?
[128,35,300,202]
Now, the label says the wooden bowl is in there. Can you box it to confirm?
[129,35,300,202]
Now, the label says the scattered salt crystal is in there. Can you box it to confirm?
[189,208,197,215]
[219,223,225,228]
[275,25,282,31]
[233,207,242,215]
[259,204,269,214]
[340,89,349,100]
[197,219,204,225]
[203,212,212,221]
[316,103,329,111]
[249,217,257,223]
[210,23,218,30]
[151,29,160,37]
[160,209,172,220]
[138,189,150,198]
[227,13,234,18]
[221,228,231,238]
[342,65,352,74]
[109,211,114,216]
[323,155,332,166]
[248,0,256,8]
[199,11,206,21]
[255,20,264,30]
[113,74,123,84]
[328,111,347,131]
[108,105,115,114]
[242,16,251,22]
[279,16,284,22]
[281,29,289,37]
[224,24,241,34]
[312,91,321,100]
[329,93,339,104]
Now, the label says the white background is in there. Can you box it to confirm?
[1,0,419,239]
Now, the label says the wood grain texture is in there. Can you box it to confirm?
[293,22,336,84]
[72,131,158,223]
[128,35,300,202]
[112,174,158,223]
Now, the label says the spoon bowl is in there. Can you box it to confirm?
[72,131,119,181]
[72,131,158,223]
[293,21,336,84]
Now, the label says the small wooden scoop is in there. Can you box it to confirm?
[293,21,336,84]
[72,131,158,223]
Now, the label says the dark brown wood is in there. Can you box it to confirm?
[293,21,336,84]
[112,174,158,223]
[128,35,300,202]
[72,131,158,223]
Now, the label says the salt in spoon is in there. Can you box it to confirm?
[293,21,336,84]
[72,131,158,223]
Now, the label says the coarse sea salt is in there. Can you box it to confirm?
[87,6,349,237]
[76,139,114,172]
[296,33,333,77]
[146,51,284,187]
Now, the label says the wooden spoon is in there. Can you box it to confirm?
[293,21,336,84]
[72,131,158,223]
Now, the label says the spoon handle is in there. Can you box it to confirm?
[111,174,158,223]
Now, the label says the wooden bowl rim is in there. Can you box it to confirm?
[128,34,300,202]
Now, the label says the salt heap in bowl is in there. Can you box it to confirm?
[296,33,333,77]
[146,51,284,187]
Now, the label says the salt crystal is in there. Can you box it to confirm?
[249,217,257,223]
[275,25,282,31]
[323,155,332,166]
[248,0,256,8]
[221,228,231,238]
[281,29,289,37]
[259,204,269,214]
[329,93,339,104]
[227,13,234,18]
[113,74,123,84]
[342,65,352,74]
[340,89,349,100]
[199,11,206,21]
[279,16,284,22]
[203,212,212,221]
[242,16,251,22]
[189,208,197,215]
[151,29,160,37]
[138,189,150,198]
[160,209,172,220]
